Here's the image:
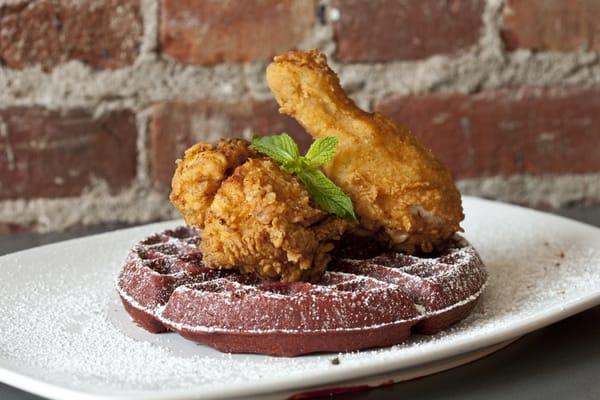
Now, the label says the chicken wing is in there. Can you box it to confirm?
[266,50,463,253]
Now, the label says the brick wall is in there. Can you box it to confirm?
[0,0,599,234]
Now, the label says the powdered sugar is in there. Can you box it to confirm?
[0,197,599,397]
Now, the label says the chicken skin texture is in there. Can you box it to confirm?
[170,138,256,229]
[201,158,348,283]
[266,50,463,253]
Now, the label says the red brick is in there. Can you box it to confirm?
[0,0,142,70]
[0,108,137,199]
[150,100,308,189]
[332,0,484,62]
[0,223,28,235]
[375,87,600,178]
[502,0,600,52]
[159,0,315,65]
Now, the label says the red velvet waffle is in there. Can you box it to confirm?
[117,227,487,356]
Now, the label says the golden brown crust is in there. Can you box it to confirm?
[267,50,463,253]
[201,158,348,282]
[171,138,348,282]
[169,139,256,229]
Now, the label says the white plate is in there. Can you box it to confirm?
[1,197,599,400]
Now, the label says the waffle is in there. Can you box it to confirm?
[117,227,487,356]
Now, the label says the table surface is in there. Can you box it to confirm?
[1,207,599,400]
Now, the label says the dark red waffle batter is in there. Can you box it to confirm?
[117,227,487,356]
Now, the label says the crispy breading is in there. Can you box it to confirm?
[170,138,256,229]
[266,50,463,253]
[201,158,348,282]
[170,139,347,282]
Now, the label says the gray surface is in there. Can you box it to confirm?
[1,208,599,400]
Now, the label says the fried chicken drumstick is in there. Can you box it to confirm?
[170,138,347,282]
[266,50,463,253]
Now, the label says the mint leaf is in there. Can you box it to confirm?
[297,169,358,223]
[252,133,357,222]
[305,136,338,168]
[251,133,300,167]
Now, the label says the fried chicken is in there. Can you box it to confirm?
[170,139,348,282]
[266,50,463,253]
[170,138,256,229]
[201,158,347,282]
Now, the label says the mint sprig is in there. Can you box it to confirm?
[251,133,358,223]
[250,133,300,166]
[304,136,338,168]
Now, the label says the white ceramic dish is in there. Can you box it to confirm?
[1,197,599,400]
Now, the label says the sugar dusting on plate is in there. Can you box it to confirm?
[0,199,599,394]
